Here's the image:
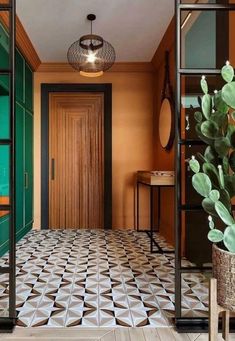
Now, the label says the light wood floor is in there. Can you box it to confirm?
[1,328,235,341]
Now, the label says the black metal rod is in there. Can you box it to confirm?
[0,69,12,74]
[179,3,235,10]
[0,267,10,274]
[157,186,160,231]
[0,140,13,145]
[150,186,154,253]
[146,231,174,254]
[175,317,235,333]
[180,267,211,273]
[0,318,15,332]
[136,181,139,231]
[0,205,11,210]
[8,0,16,321]
[179,139,205,146]
[175,0,182,320]
[179,68,221,75]
[179,204,202,211]
[0,4,12,10]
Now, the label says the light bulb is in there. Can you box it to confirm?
[87,51,96,63]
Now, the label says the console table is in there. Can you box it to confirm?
[136,171,175,253]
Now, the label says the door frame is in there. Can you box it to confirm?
[41,83,112,230]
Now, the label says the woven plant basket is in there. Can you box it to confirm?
[212,244,235,311]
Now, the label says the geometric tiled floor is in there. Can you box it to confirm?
[0,229,209,328]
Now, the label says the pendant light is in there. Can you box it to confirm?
[67,14,116,77]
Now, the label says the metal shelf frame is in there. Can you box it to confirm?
[0,0,16,332]
[175,0,235,332]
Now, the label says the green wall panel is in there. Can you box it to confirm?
[16,104,24,233]
[25,63,33,112]
[0,145,10,197]
[24,111,33,226]
[16,50,24,104]
[0,215,10,257]
[0,75,9,94]
[0,24,9,70]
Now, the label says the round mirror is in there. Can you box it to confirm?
[159,97,174,150]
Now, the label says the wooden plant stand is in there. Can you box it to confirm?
[209,278,230,341]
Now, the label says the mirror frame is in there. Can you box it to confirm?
[159,96,175,151]
[158,51,175,151]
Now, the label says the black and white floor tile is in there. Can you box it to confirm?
[0,230,209,327]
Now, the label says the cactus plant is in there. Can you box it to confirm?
[189,62,235,253]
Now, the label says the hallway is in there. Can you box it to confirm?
[0,230,207,327]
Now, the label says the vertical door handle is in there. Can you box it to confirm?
[51,158,55,180]
[25,172,29,189]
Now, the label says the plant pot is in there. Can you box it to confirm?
[212,244,235,311]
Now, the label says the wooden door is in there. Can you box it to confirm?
[49,92,104,229]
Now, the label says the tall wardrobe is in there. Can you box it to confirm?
[0,21,33,256]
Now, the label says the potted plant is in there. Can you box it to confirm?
[189,61,235,311]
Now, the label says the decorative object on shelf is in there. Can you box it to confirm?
[67,14,116,77]
[189,62,235,312]
[185,114,190,131]
[158,51,174,150]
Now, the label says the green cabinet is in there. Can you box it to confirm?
[0,216,10,256]
[0,95,9,139]
[16,50,24,104]
[16,104,24,233]
[24,111,33,227]
[0,24,9,70]
[0,145,10,198]
[25,63,33,111]
[0,23,34,256]
[0,145,10,256]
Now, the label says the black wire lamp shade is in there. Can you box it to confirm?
[67,14,116,77]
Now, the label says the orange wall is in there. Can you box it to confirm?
[230,0,235,65]
[33,71,154,230]
[152,19,175,245]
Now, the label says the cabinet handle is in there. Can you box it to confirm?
[25,172,29,189]
[51,159,55,180]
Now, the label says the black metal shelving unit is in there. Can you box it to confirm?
[175,0,235,332]
[0,0,16,332]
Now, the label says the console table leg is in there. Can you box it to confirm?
[136,182,139,232]
[150,186,154,253]
[157,186,160,231]
[222,310,229,341]
[209,278,218,341]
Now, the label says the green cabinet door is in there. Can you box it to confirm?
[0,215,10,257]
[0,144,10,256]
[0,24,9,70]
[25,63,33,112]
[0,24,9,92]
[24,110,33,226]
[16,104,24,234]
[16,50,24,104]
[0,96,9,139]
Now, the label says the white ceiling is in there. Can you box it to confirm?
[16,0,174,62]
